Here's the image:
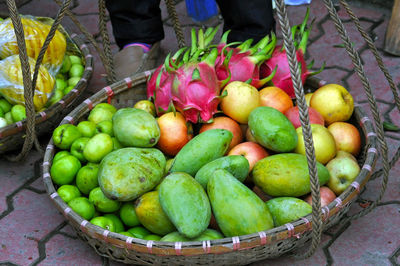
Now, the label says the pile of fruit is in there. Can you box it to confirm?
[49,12,364,243]
[0,16,84,129]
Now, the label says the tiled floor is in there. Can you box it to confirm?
[0,0,399,265]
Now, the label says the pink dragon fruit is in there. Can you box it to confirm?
[171,48,222,123]
[214,31,277,89]
[260,8,324,98]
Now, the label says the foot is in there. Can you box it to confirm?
[114,42,161,80]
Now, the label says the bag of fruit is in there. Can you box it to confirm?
[0,54,55,111]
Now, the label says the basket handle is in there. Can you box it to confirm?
[320,0,393,222]
[5,0,72,161]
[164,0,187,48]
[274,0,323,259]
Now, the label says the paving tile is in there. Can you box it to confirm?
[0,189,64,265]
[0,151,40,214]
[17,0,60,18]
[327,204,400,265]
[41,233,103,265]
[70,0,100,15]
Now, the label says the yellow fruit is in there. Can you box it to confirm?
[0,17,66,70]
[0,55,55,111]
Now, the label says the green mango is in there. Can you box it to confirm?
[160,229,223,242]
[248,106,298,152]
[252,153,330,197]
[98,147,166,201]
[195,155,249,189]
[160,231,190,242]
[159,172,211,238]
[170,129,233,176]
[265,197,312,227]
[113,108,160,147]
[134,191,176,236]
[208,169,274,237]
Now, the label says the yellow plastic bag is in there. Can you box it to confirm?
[0,16,67,74]
[0,55,55,111]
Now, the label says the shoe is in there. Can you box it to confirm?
[114,42,161,80]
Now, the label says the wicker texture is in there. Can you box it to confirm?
[42,72,377,265]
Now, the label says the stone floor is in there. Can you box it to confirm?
[0,0,400,265]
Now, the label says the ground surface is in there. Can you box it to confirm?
[0,0,399,265]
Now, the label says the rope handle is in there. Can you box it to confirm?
[5,0,72,161]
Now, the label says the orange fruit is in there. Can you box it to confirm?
[259,86,293,113]
[199,116,243,151]
[156,112,192,156]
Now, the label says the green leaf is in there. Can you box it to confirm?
[383,121,400,131]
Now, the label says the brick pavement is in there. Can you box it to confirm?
[0,0,399,265]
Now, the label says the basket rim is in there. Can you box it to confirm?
[42,73,378,257]
[0,33,93,140]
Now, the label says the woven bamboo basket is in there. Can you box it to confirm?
[42,71,378,265]
[0,33,93,154]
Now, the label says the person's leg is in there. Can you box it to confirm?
[105,0,164,49]
[215,0,275,43]
[105,0,164,79]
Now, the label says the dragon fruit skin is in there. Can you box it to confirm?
[146,64,175,114]
[260,46,308,98]
[171,50,221,123]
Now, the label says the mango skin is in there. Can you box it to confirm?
[134,191,175,236]
[252,153,330,197]
[265,197,312,227]
[112,108,160,147]
[195,155,249,189]
[208,169,274,237]
[170,129,233,176]
[248,106,298,152]
[159,172,211,238]
[98,147,166,201]
[160,229,223,242]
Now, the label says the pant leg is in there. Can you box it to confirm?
[215,0,275,43]
[105,0,164,49]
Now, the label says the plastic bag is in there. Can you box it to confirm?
[0,15,67,75]
[0,55,55,111]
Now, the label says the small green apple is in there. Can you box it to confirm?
[60,56,72,74]
[96,120,114,136]
[68,197,95,220]
[94,103,117,114]
[52,124,82,150]
[4,112,13,125]
[53,150,71,162]
[327,156,360,195]
[76,164,99,195]
[45,89,64,108]
[68,76,81,87]
[111,137,123,150]
[103,214,125,233]
[55,78,67,91]
[50,155,81,185]
[90,216,115,232]
[70,137,90,162]
[127,226,150,239]
[83,133,113,163]
[69,55,82,65]
[11,104,26,122]
[0,99,12,113]
[69,64,84,78]
[57,184,81,203]
[88,107,114,124]
[63,85,75,95]
[77,121,97,138]
[0,108,4,118]
[89,187,121,213]
[133,100,156,117]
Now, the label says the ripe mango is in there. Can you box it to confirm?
[195,155,249,189]
[248,106,297,152]
[159,172,211,238]
[208,169,274,237]
[134,191,175,236]
[252,153,330,197]
[170,129,233,176]
[112,108,160,147]
[265,197,312,226]
[98,147,166,201]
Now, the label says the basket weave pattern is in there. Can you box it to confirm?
[42,72,377,265]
